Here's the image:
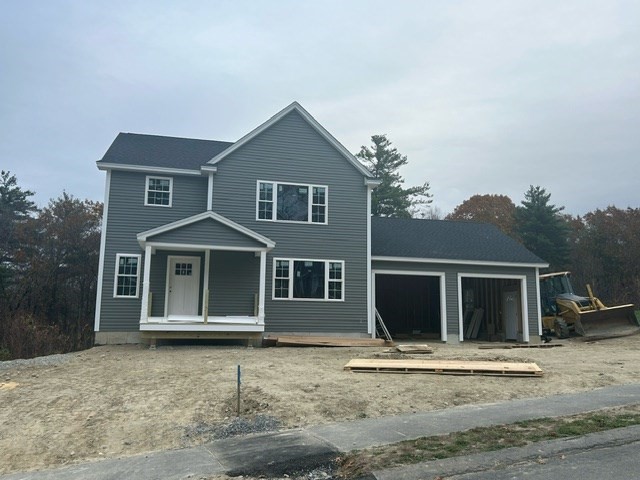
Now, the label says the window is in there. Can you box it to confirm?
[257,181,327,224]
[273,259,344,301]
[174,263,192,276]
[145,176,172,207]
[114,254,141,298]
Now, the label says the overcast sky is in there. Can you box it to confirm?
[1,0,638,216]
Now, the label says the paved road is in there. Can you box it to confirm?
[450,439,640,480]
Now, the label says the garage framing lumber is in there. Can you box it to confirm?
[344,359,543,376]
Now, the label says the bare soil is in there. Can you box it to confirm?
[1,336,640,474]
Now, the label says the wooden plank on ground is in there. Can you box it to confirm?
[344,359,543,377]
[273,335,388,347]
[478,344,564,350]
[395,344,434,354]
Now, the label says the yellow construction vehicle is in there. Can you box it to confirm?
[539,271,639,339]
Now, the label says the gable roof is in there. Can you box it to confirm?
[97,133,233,171]
[137,211,275,249]
[207,102,375,178]
[372,217,547,267]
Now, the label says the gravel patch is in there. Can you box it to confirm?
[183,414,283,444]
[0,352,76,371]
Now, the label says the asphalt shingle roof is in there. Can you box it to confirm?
[372,216,547,265]
[97,133,233,170]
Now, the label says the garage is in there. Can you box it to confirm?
[459,275,527,342]
[371,217,548,344]
[373,272,445,339]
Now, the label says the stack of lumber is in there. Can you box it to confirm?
[268,335,389,347]
[384,344,434,354]
[478,344,563,350]
[344,358,543,377]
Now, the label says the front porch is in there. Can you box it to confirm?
[136,211,275,337]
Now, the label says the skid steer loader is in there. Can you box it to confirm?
[539,271,639,339]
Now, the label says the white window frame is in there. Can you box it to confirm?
[256,180,328,224]
[113,253,142,298]
[272,258,345,302]
[144,176,173,207]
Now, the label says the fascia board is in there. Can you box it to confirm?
[371,255,549,269]
[96,162,201,176]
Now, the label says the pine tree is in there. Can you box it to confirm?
[356,135,432,218]
[514,185,569,270]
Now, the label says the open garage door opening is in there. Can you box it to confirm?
[461,277,524,342]
[374,274,442,340]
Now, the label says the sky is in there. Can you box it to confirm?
[1,0,638,217]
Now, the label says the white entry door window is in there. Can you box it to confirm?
[167,256,201,316]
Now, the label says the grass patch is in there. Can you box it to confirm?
[337,405,640,478]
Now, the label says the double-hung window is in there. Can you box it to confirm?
[273,259,344,301]
[114,254,141,298]
[145,176,173,207]
[257,181,327,224]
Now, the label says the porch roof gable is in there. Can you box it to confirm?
[137,211,276,249]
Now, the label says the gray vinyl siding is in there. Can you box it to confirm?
[209,251,260,316]
[99,170,208,331]
[147,218,267,249]
[372,260,540,339]
[212,110,369,333]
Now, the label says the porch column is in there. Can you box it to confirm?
[140,244,152,322]
[258,250,266,324]
[202,249,211,323]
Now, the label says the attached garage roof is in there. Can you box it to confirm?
[372,217,547,266]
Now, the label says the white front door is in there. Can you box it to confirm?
[167,256,201,316]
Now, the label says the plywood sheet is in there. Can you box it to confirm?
[344,359,543,376]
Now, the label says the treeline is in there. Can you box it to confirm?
[447,187,640,307]
[0,171,102,360]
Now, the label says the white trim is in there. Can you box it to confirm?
[140,322,264,333]
[144,242,269,253]
[97,162,201,176]
[94,170,111,332]
[256,180,328,225]
[203,249,211,315]
[207,173,213,211]
[372,270,447,342]
[137,210,276,248]
[272,258,345,302]
[144,175,173,207]
[113,253,142,298]
[366,186,373,336]
[535,267,543,336]
[140,245,152,321]
[200,165,218,173]
[372,255,548,269]
[207,102,374,178]
[258,251,266,322]
[456,273,530,343]
[365,178,382,186]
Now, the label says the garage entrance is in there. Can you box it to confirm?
[459,275,527,342]
[373,272,444,340]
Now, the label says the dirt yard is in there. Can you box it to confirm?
[1,336,640,474]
